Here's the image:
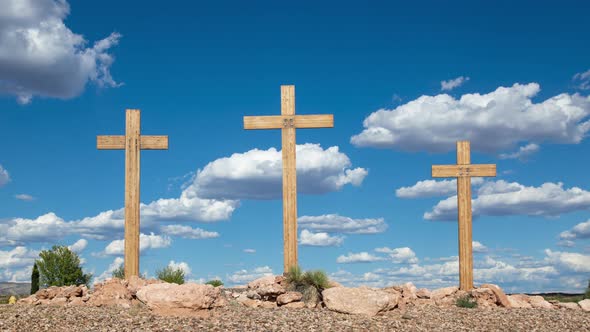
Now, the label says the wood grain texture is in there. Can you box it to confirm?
[97,135,168,150]
[124,109,141,278]
[432,164,496,177]
[456,141,473,291]
[281,85,298,273]
[430,141,497,291]
[243,85,334,273]
[243,114,333,130]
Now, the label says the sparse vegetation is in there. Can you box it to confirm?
[155,266,185,284]
[585,279,590,300]
[30,263,39,295]
[206,279,224,287]
[456,294,478,308]
[36,245,92,288]
[112,264,125,279]
[285,266,330,303]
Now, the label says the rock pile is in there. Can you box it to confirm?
[228,275,310,309]
[17,276,590,317]
[18,276,227,315]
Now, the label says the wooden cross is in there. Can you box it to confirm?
[97,109,168,278]
[244,85,334,273]
[432,141,496,290]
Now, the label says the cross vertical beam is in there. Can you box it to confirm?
[456,141,473,291]
[124,110,141,278]
[431,141,496,290]
[281,85,297,273]
[244,85,334,273]
[97,109,168,279]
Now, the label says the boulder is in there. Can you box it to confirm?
[283,301,306,309]
[36,286,60,300]
[480,284,511,308]
[247,276,276,289]
[88,279,133,307]
[470,288,497,308]
[256,284,286,298]
[322,286,400,316]
[67,297,87,306]
[246,290,261,300]
[277,291,303,305]
[528,295,553,309]
[327,280,343,288]
[431,286,458,302]
[60,285,83,299]
[136,283,226,312]
[260,301,277,309]
[416,288,431,299]
[507,294,532,308]
[401,282,418,301]
[579,299,590,312]
[557,302,580,310]
[241,298,262,308]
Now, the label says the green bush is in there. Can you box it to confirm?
[112,264,125,279]
[30,263,39,294]
[302,270,330,290]
[456,294,478,308]
[36,245,92,287]
[156,266,185,284]
[286,266,303,285]
[205,279,224,287]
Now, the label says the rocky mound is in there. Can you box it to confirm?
[17,276,590,317]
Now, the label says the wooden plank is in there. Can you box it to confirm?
[281,85,298,273]
[294,114,334,128]
[124,109,141,278]
[97,135,125,149]
[244,114,334,130]
[97,135,168,150]
[141,136,168,150]
[244,115,284,130]
[432,164,496,177]
[456,141,473,291]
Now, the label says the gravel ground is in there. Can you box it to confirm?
[0,303,589,332]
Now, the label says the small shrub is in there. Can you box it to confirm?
[456,294,478,308]
[112,264,125,279]
[286,265,303,285]
[30,263,39,294]
[156,266,185,284]
[302,270,330,290]
[585,279,590,300]
[206,280,224,287]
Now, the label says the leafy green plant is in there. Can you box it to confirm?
[286,265,303,285]
[156,266,185,284]
[30,263,39,294]
[456,294,478,308]
[36,245,92,288]
[205,279,224,287]
[112,264,125,279]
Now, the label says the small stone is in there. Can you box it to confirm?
[260,301,277,309]
[277,291,303,305]
[282,301,306,309]
[579,299,590,312]
[416,288,431,299]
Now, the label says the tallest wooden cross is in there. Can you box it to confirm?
[97,109,168,278]
[244,85,334,273]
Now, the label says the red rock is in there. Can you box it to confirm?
[277,291,303,305]
[480,284,511,308]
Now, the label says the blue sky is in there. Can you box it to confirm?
[1,0,589,293]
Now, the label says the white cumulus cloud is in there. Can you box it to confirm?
[68,239,88,253]
[299,229,344,247]
[351,83,590,153]
[441,76,470,91]
[160,224,219,239]
[573,69,590,90]
[193,144,367,200]
[0,0,121,104]
[226,266,274,285]
[499,143,540,160]
[103,233,171,256]
[336,252,384,264]
[374,247,418,264]
[396,178,484,199]
[425,181,590,221]
[14,194,35,201]
[298,214,387,234]
[560,220,590,241]
[0,165,10,186]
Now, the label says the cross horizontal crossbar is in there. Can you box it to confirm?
[97,135,169,150]
[244,114,334,130]
[432,164,496,178]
